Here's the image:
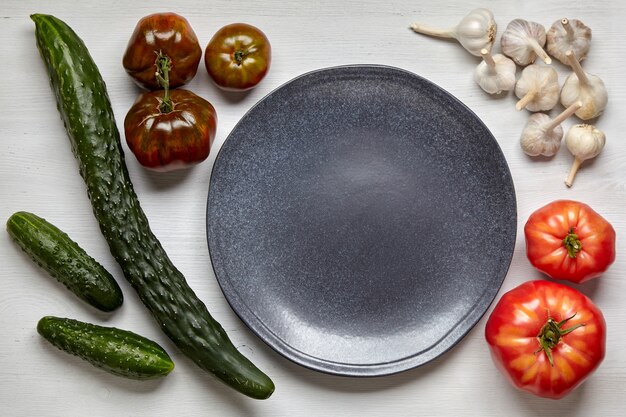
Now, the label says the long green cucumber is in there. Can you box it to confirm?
[7,211,123,312]
[38,316,174,379]
[31,14,274,399]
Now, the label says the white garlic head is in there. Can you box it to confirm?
[565,124,606,161]
[409,8,497,56]
[560,62,608,120]
[520,113,564,157]
[515,64,560,112]
[546,18,592,65]
[455,8,498,56]
[474,50,516,94]
[501,19,551,66]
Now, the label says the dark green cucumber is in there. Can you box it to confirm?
[37,316,173,379]
[6,211,123,312]
[31,14,274,399]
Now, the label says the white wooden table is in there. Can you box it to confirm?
[1,1,624,416]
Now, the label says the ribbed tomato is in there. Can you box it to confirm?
[485,280,606,399]
[123,12,201,90]
[524,200,616,283]
[204,23,271,91]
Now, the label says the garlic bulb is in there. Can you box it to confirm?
[410,8,497,56]
[564,124,605,187]
[561,50,608,120]
[546,18,592,65]
[501,19,552,65]
[474,48,516,94]
[514,64,560,111]
[520,101,582,156]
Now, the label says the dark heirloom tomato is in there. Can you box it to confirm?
[124,89,217,171]
[123,13,201,90]
[485,280,606,399]
[524,200,616,283]
[204,23,271,91]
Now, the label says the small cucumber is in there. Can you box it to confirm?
[37,316,174,379]
[7,211,123,312]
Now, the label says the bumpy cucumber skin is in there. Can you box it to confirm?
[31,14,274,399]
[7,211,123,312]
[37,316,174,379]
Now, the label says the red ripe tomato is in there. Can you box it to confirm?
[524,200,616,283]
[124,88,217,171]
[485,280,606,399]
[204,23,271,91]
[123,12,202,90]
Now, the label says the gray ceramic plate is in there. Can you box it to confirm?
[206,65,516,376]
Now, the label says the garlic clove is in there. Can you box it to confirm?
[410,8,497,56]
[501,19,552,66]
[546,18,592,65]
[474,48,516,94]
[564,123,606,187]
[519,101,582,157]
[514,64,560,112]
[560,50,608,120]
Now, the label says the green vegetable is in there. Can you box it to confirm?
[31,13,274,399]
[37,316,174,379]
[6,211,123,312]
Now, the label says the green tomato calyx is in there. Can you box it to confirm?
[536,313,585,366]
[563,228,583,258]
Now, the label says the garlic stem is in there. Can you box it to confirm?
[516,91,537,111]
[566,50,590,85]
[481,48,497,73]
[410,23,456,39]
[565,157,583,187]
[546,101,583,131]
[528,37,552,64]
[562,18,574,40]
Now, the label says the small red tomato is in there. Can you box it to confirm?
[204,23,271,91]
[124,88,217,171]
[485,280,606,399]
[123,12,202,90]
[524,200,616,283]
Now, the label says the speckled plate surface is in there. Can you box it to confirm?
[206,65,516,376]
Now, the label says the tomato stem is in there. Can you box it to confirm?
[536,313,585,366]
[563,228,583,258]
[233,49,247,65]
[155,51,173,114]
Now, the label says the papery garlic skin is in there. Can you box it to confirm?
[474,51,516,94]
[546,18,592,65]
[564,124,606,187]
[515,65,560,111]
[410,8,497,56]
[520,113,564,157]
[561,72,608,120]
[501,19,551,66]
[455,8,498,56]
[565,124,606,160]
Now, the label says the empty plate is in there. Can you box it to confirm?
[206,65,516,376]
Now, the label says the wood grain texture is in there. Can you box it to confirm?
[1,0,624,416]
